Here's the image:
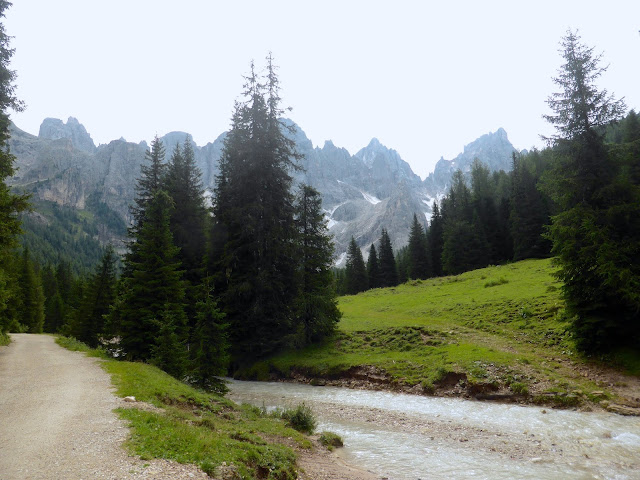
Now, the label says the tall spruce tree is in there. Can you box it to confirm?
[378,229,397,286]
[344,237,368,295]
[366,243,381,289]
[407,213,431,279]
[428,201,444,277]
[542,30,636,351]
[72,246,118,347]
[0,0,28,334]
[213,56,300,360]
[192,282,229,391]
[294,185,341,344]
[378,228,398,287]
[17,247,44,333]
[117,190,187,362]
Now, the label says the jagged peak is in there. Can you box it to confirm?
[38,116,96,153]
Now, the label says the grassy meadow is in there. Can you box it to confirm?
[244,258,631,405]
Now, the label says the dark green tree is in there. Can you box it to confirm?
[72,246,118,347]
[213,56,300,360]
[192,282,229,391]
[165,138,207,290]
[366,243,381,289]
[344,237,368,295]
[378,228,398,287]
[294,185,341,345]
[407,213,430,279]
[17,247,44,333]
[428,201,444,277]
[116,190,187,361]
[41,264,64,333]
[542,31,636,351]
[510,152,551,260]
[0,0,28,334]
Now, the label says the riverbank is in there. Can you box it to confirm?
[53,335,381,479]
[237,259,640,415]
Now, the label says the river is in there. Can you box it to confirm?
[227,379,640,480]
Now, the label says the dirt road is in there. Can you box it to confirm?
[0,334,207,480]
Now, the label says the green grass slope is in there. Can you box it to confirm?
[244,258,631,407]
[55,336,309,479]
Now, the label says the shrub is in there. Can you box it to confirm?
[280,403,316,434]
[319,431,343,450]
[484,277,509,288]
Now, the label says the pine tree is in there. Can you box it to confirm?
[344,237,368,295]
[0,0,28,334]
[73,246,118,347]
[17,248,44,333]
[510,152,551,260]
[165,138,207,288]
[213,56,300,360]
[294,185,341,345]
[542,31,636,351]
[366,243,381,289]
[407,214,430,279]
[117,190,187,361]
[428,201,444,277]
[192,282,229,391]
[165,138,208,340]
[378,228,398,287]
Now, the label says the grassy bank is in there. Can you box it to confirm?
[241,258,636,407]
[56,336,310,479]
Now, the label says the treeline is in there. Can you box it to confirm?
[338,149,554,295]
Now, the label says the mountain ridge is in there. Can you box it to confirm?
[8,118,518,263]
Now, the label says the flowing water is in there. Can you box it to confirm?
[227,379,640,480]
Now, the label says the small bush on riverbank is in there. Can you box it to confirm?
[278,403,317,434]
[319,431,343,450]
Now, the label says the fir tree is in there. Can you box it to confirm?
[366,243,381,289]
[344,237,368,295]
[407,214,430,279]
[542,31,636,351]
[428,201,444,277]
[294,185,341,345]
[378,228,398,287]
[213,56,300,360]
[0,0,28,334]
[192,283,229,392]
[17,247,44,333]
[117,190,187,361]
[72,246,118,347]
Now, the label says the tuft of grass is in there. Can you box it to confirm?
[55,336,108,358]
[56,337,306,479]
[318,431,343,451]
[0,332,10,346]
[484,277,509,288]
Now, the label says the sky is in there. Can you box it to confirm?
[5,1,640,179]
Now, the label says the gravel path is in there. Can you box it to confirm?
[0,334,208,480]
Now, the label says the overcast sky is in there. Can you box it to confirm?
[5,1,639,178]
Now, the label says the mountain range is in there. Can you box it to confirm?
[8,117,518,264]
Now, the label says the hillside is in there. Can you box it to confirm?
[241,258,640,414]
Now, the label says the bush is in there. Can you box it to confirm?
[319,431,343,450]
[280,403,316,434]
[484,277,509,288]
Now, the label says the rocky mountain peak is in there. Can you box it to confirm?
[38,117,96,153]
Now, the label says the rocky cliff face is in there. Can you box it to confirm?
[423,128,517,196]
[8,118,517,264]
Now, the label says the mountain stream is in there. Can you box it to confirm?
[227,379,640,480]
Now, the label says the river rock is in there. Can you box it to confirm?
[606,404,640,416]
[123,396,136,402]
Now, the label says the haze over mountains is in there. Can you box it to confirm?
[8,117,518,262]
